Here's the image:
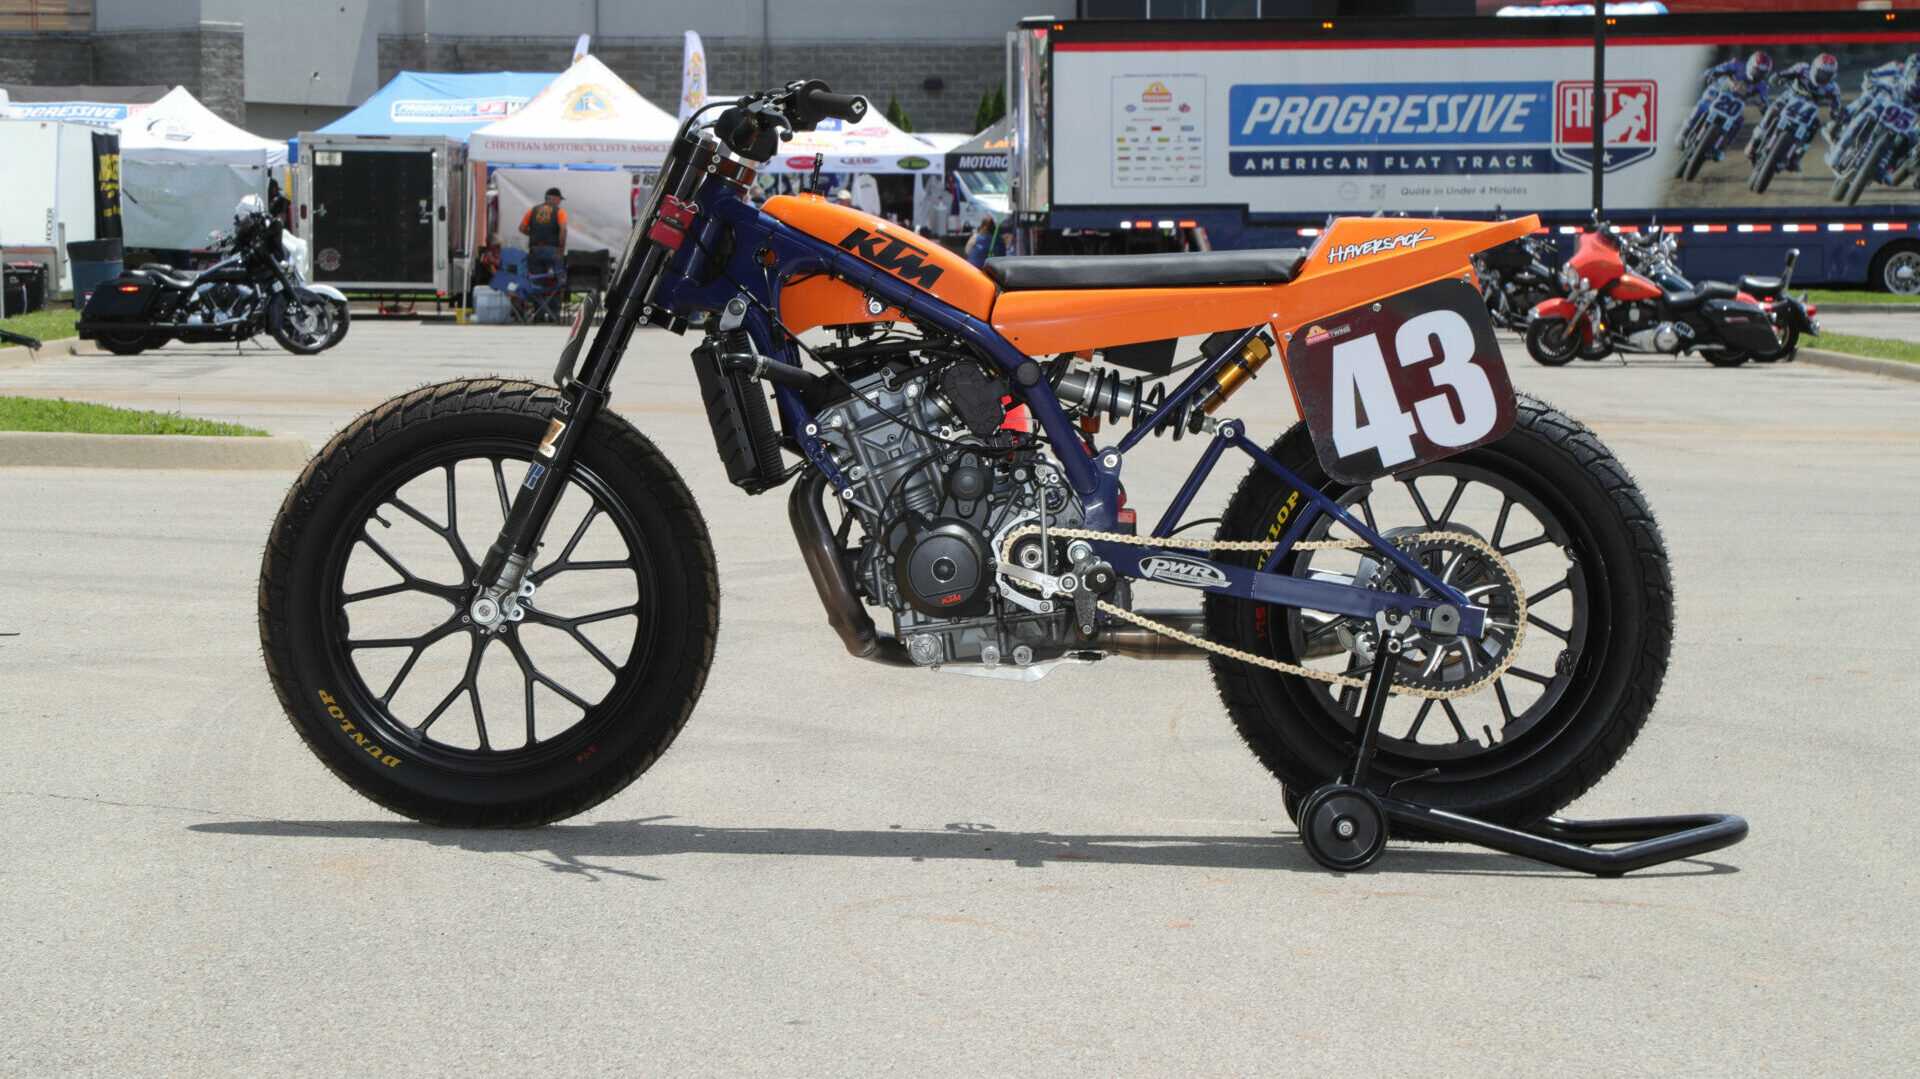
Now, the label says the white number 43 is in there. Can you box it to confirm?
[1328,309,1499,469]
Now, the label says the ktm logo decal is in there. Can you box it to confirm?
[837,228,945,288]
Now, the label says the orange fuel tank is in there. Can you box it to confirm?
[761,194,998,321]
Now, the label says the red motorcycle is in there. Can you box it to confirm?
[1525,228,1789,367]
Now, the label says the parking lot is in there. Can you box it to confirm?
[3,320,1918,1075]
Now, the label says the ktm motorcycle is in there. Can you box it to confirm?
[259,82,1702,873]
[1525,228,1796,367]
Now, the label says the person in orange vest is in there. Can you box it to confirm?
[518,187,568,321]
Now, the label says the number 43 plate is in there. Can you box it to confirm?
[1282,277,1517,485]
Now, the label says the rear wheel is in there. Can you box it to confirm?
[1525,317,1580,366]
[1753,322,1799,362]
[1703,349,1750,367]
[259,378,718,826]
[96,330,164,355]
[1205,396,1672,828]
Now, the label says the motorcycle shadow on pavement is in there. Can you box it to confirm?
[188,817,1737,881]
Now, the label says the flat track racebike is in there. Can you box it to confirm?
[260,82,1745,873]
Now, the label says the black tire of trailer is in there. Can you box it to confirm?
[1869,240,1920,295]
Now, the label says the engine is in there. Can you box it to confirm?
[1615,301,1686,353]
[186,281,258,325]
[807,341,1087,669]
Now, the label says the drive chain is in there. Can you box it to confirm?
[1001,525,1529,700]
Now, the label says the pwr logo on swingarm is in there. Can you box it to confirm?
[1553,80,1656,173]
[837,228,945,288]
[1141,555,1229,589]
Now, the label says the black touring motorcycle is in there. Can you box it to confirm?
[78,195,348,356]
[259,82,1745,874]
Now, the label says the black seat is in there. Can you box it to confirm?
[984,249,1307,291]
[135,266,199,290]
[1666,280,1738,310]
[1739,275,1781,296]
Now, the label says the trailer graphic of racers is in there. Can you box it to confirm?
[1745,54,1842,193]
[1826,60,1920,204]
[1675,51,1771,181]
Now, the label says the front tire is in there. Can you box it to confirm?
[1204,396,1673,829]
[1845,131,1892,206]
[1752,133,1789,194]
[1525,317,1580,366]
[259,378,718,826]
[269,291,336,355]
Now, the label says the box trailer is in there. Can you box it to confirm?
[0,118,116,297]
[295,133,465,296]
[1011,11,1920,291]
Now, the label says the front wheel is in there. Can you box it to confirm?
[1702,348,1750,367]
[268,291,337,354]
[1205,396,1673,828]
[1525,316,1581,365]
[1845,131,1892,206]
[259,378,719,826]
[1751,133,1790,194]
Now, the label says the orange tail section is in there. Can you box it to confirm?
[989,215,1539,357]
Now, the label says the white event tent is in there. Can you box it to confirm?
[118,86,289,250]
[468,56,679,167]
[468,56,682,258]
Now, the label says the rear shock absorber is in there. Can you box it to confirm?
[1054,332,1275,439]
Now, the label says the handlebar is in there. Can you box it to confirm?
[711,80,870,160]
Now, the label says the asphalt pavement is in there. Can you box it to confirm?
[3,319,1918,1076]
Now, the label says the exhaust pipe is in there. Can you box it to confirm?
[788,473,914,667]
[1091,611,1209,660]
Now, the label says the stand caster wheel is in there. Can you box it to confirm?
[1297,784,1388,872]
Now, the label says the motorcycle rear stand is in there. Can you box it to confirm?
[1294,610,1749,877]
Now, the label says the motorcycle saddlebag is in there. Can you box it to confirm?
[80,273,159,319]
[1700,299,1781,354]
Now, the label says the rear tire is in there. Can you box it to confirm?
[1205,396,1673,829]
[1703,349,1750,367]
[96,330,164,355]
[259,378,718,826]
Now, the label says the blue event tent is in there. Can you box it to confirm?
[317,71,559,140]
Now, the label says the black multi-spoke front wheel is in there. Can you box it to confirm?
[260,379,717,826]
[1205,394,1672,829]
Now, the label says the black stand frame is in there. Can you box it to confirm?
[1295,610,1749,876]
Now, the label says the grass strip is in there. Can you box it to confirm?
[1807,289,1920,306]
[0,308,81,347]
[0,396,268,436]
[1813,331,1920,366]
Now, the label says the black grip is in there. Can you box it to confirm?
[805,89,867,123]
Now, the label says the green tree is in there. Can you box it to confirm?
[885,90,914,133]
[990,85,1006,124]
[974,89,994,133]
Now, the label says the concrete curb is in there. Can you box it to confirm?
[1811,303,1920,314]
[0,335,92,370]
[1795,347,1920,383]
[0,431,313,471]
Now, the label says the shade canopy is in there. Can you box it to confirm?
[0,83,167,125]
[944,117,1010,174]
[118,86,287,166]
[316,70,558,139]
[468,56,679,166]
[742,99,940,174]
